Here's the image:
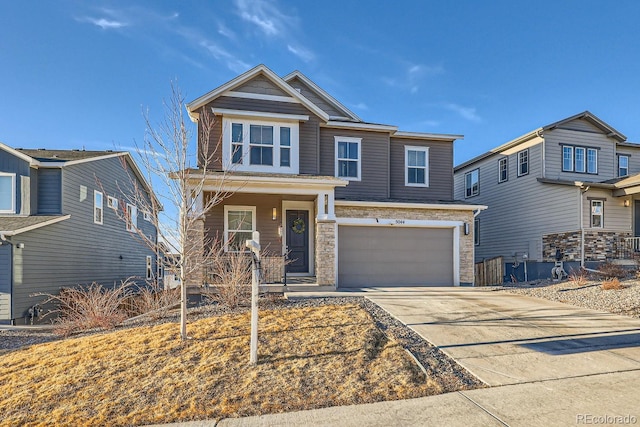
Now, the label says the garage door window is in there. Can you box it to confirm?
[224,205,256,251]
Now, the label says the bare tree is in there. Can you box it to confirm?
[117,82,230,340]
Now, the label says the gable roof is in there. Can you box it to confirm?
[0,215,71,236]
[186,64,330,122]
[283,70,361,122]
[16,148,123,163]
[455,111,626,172]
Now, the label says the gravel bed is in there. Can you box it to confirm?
[486,279,640,318]
[0,295,484,390]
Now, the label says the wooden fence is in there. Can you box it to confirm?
[475,256,504,286]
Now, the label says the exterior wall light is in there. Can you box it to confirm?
[272,207,277,221]
[624,199,631,207]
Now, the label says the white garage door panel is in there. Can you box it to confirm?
[338,226,453,287]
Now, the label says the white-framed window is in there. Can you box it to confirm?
[465,169,479,198]
[107,196,118,210]
[222,117,300,173]
[224,205,256,252]
[591,200,603,228]
[619,155,630,177]
[562,145,598,174]
[146,255,153,280]
[404,146,429,187]
[0,172,16,214]
[498,157,508,183]
[126,203,137,232]
[517,149,529,176]
[335,136,361,181]
[94,191,103,224]
[143,211,152,221]
[474,218,480,246]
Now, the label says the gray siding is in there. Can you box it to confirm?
[582,188,630,232]
[10,156,157,322]
[320,128,389,199]
[37,168,62,214]
[287,76,344,117]
[455,140,582,261]
[202,97,321,174]
[390,138,453,201]
[544,122,617,181]
[614,144,640,177]
[234,74,288,97]
[0,149,30,214]
[0,243,11,320]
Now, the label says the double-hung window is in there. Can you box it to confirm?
[619,155,630,177]
[498,157,508,183]
[405,146,429,186]
[280,127,291,167]
[335,137,361,180]
[146,256,153,280]
[0,173,16,214]
[126,203,137,232]
[562,144,598,174]
[94,191,103,224]
[224,206,256,251]
[231,123,243,164]
[465,169,479,198]
[517,149,529,176]
[249,125,274,165]
[591,200,603,228]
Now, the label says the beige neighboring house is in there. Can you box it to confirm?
[454,111,640,281]
[186,64,485,289]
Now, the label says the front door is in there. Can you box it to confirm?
[635,201,640,237]
[286,210,309,273]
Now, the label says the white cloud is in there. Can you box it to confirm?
[352,102,368,110]
[420,119,440,127]
[445,103,482,123]
[382,63,444,94]
[235,0,284,36]
[217,22,236,40]
[287,44,314,62]
[78,16,128,29]
[199,40,250,73]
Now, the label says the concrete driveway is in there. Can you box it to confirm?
[211,287,640,426]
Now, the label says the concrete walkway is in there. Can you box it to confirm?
[171,287,640,426]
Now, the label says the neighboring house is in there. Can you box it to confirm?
[185,64,485,289]
[0,144,158,324]
[454,111,640,281]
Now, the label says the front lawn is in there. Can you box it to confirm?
[0,303,478,426]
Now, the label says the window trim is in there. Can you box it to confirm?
[562,146,574,172]
[107,196,118,210]
[94,190,103,225]
[590,199,604,228]
[517,149,529,177]
[0,172,16,214]
[146,255,153,280]
[404,146,429,187]
[587,148,598,174]
[498,157,508,183]
[335,136,362,181]
[223,205,256,252]
[143,211,152,221]
[222,117,300,174]
[618,154,630,177]
[126,203,137,232]
[561,144,599,175]
[465,168,479,198]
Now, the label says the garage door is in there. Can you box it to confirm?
[338,226,454,287]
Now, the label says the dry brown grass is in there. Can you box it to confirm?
[0,304,454,426]
[601,278,625,290]
[568,268,589,287]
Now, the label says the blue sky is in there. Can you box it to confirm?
[2,1,640,166]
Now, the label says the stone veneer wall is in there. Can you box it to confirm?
[315,219,336,286]
[542,230,631,262]
[334,206,476,284]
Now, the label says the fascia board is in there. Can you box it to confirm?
[335,200,488,211]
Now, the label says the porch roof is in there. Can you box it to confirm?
[0,215,71,237]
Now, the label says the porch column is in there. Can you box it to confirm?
[327,190,336,220]
[315,218,337,287]
[317,192,327,220]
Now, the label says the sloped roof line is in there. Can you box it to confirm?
[543,110,626,142]
[282,70,362,122]
[185,64,329,122]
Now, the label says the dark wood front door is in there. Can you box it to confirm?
[286,210,309,273]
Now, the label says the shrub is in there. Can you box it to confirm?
[601,278,624,290]
[204,250,252,309]
[597,262,627,279]
[568,268,589,287]
[130,282,181,320]
[36,281,134,336]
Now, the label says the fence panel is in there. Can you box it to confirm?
[475,256,504,286]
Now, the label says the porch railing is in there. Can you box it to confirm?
[617,237,640,260]
[204,254,286,285]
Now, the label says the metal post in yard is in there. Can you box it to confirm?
[246,231,261,366]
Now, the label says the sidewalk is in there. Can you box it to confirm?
[161,287,640,426]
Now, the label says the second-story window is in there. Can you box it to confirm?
[619,155,630,177]
[498,157,508,183]
[280,127,291,167]
[465,169,479,198]
[518,149,529,176]
[231,123,243,164]
[335,137,361,180]
[405,146,429,187]
[0,173,16,214]
[94,191,103,224]
[126,203,137,232]
[562,145,598,174]
[249,125,273,165]
[587,148,598,174]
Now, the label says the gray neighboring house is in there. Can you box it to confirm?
[0,144,158,324]
[454,111,640,281]
[186,64,485,289]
